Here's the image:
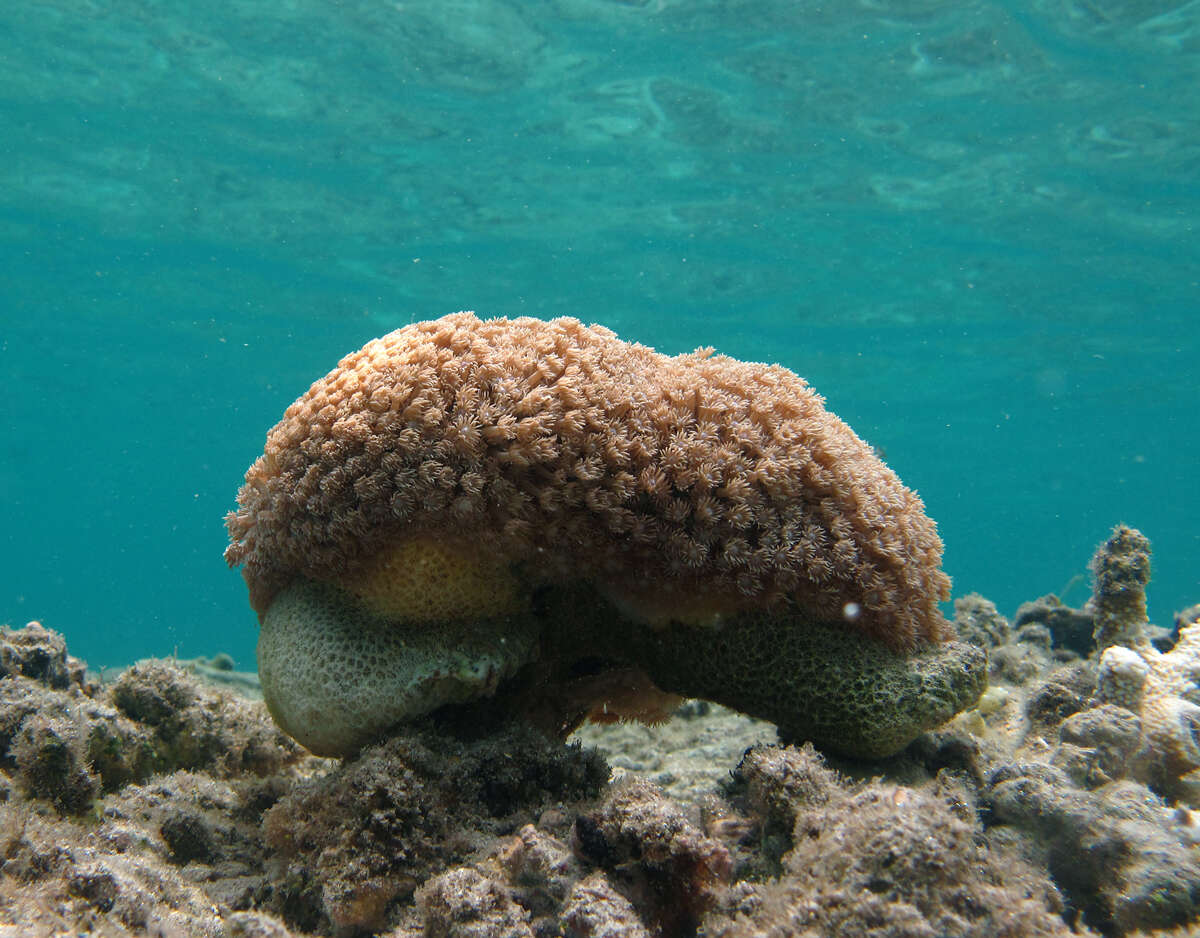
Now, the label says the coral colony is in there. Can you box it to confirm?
[224,312,983,758]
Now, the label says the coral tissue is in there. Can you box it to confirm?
[226,312,980,758]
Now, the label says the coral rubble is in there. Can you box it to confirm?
[2,538,1200,938]
[5,523,1200,937]
[1090,524,1153,651]
[947,525,1200,934]
[713,745,1081,938]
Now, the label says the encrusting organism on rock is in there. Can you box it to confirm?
[1090,524,1153,651]
[226,312,985,758]
[1096,616,1200,786]
[1080,526,1200,794]
[711,745,1084,938]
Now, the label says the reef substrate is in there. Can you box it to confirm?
[2,530,1200,937]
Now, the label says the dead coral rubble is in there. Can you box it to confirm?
[0,622,303,937]
[1090,524,1153,651]
[261,727,607,933]
[712,745,1081,938]
[949,526,1200,935]
[988,764,1200,935]
[4,572,1200,938]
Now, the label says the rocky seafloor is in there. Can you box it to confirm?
[2,530,1199,938]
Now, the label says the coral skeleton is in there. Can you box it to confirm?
[1087,527,1200,787]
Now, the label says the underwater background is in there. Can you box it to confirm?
[2,0,1196,672]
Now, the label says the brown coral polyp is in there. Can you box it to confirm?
[226,312,951,651]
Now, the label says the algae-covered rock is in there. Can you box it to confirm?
[416,867,534,938]
[988,763,1200,934]
[110,659,300,778]
[560,871,649,938]
[1090,525,1153,651]
[574,777,731,935]
[954,592,1012,648]
[707,745,1081,938]
[10,713,101,815]
[0,620,88,690]
[261,723,607,933]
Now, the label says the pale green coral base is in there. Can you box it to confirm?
[258,579,540,757]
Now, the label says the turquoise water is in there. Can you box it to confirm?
[2,0,1196,671]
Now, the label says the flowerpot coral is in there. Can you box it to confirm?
[226,312,984,757]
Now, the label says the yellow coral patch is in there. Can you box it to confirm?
[339,536,524,623]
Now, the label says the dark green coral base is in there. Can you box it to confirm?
[540,590,988,759]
